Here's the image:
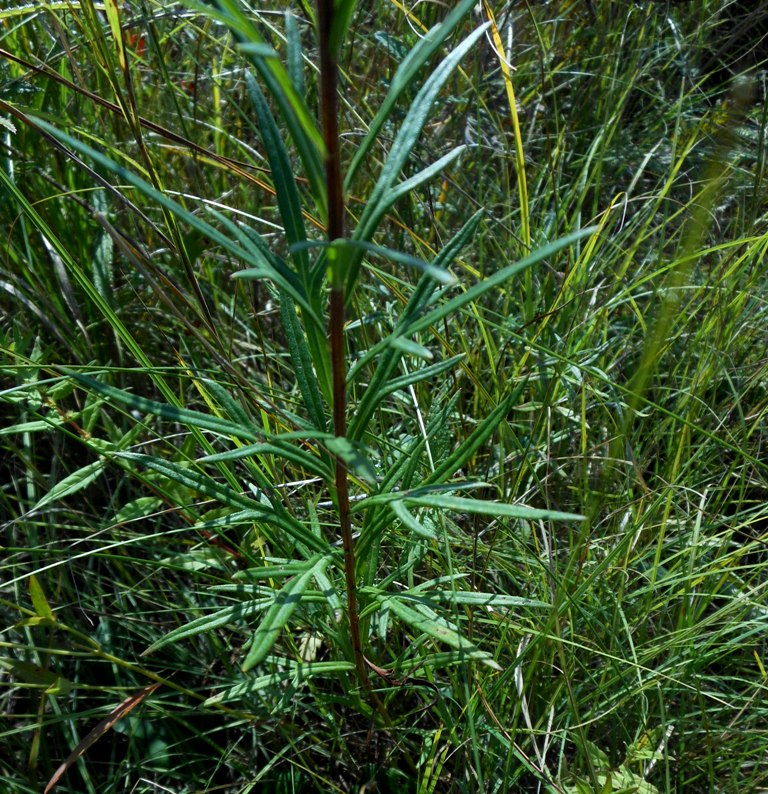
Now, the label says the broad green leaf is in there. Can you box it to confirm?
[29,575,55,621]
[383,595,501,669]
[242,553,333,671]
[354,481,494,512]
[32,459,104,511]
[388,338,433,359]
[337,239,456,285]
[0,418,66,435]
[198,378,257,432]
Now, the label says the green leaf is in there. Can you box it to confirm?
[326,436,378,485]
[199,0,327,218]
[424,384,524,485]
[382,354,465,397]
[389,499,437,539]
[143,596,274,656]
[382,595,501,669]
[285,12,304,95]
[29,575,55,621]
[347,213,482,441]
[233,560,317,581]
[335,239,456,285]
[113,497,163,525]
[242,553,333,671]
[403,227,598,337]
[116,452,263,511]
[345,0,478,188]
[0,658,71,692]
[245,72,308,273]
[187,509,328,556]
[343,22,489,292]
[205,659,354,705]
[199,441,331,481]
[66,371,262,441]
[32,459,104,511]
[328,0,357,60]
[280,290,328,431]
[405,590,550,610]
[25,118,322,334]
[402,494,584,523]
[116,454,330,554]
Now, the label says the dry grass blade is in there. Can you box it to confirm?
[43,682,162,794]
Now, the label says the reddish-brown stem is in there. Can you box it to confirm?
[316,0,373,699]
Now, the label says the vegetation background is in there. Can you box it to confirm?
[1,1,767,792]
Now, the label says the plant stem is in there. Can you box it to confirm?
[316,0,371,697]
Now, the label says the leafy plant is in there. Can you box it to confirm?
[2,1,768,792]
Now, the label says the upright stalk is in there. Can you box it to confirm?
[316,0,371,696]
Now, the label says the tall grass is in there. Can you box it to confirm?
[2,1,768,792]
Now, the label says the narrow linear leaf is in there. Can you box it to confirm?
[345,0,478,188]
[383,595,501,670]
[27,117,323,333]
[404,590,550,609]
[32,459,104,512]
[382,354,465,396]
[29,575,55,621]
[199,441,331,480]
[116,452,263,512]
[326,436,378,485]
[423,386,528,488]
[403,494,584,523]
[245,72,308,272]
[205,660,354,705]
[405,227,598,337]
[344,23,489,291]
[187,490,329,552]
[242,553,333,672]
[65,371,262,441]
[390,499,437,539]
[143,597,273,656]
[280,290,327,431]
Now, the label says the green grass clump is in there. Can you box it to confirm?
[2,1,768,792]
